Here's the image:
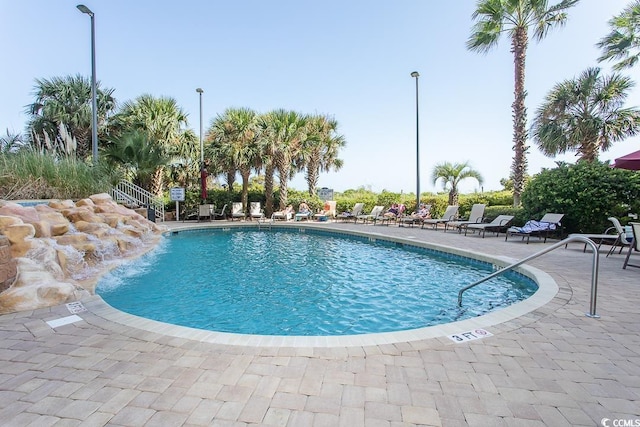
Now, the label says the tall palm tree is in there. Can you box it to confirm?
[297,114,345,197]
[467,0,579,206]
[432,161,484,206]
[532,67,640,161]
[208,108,261,211]
[110,94,195,196]
[597,0,640,70]
[26,74,115,159]
[260,109,308,212]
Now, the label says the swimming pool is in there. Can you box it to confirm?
[97,226,538,336]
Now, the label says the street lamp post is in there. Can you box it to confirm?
[196,88,204,167]
[77,4,98,163]
[196,88,205,201]
[410,71,420,210]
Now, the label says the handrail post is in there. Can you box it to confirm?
[458,235,600,318]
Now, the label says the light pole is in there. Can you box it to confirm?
[196,88,205,201]
[77,4,98,163]
[411,71,420,210]
[196,88,204,167]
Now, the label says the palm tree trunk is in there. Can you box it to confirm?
[226,170,235,193]
[305,158,319,196]
[151,167,164,197]
[511,28,529,207]
[240,168,250,212]
[277,161,290,211]
[264,163,276,216]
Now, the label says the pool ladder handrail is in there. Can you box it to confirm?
[457,235,600,318]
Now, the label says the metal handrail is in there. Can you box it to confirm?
[110,180,165,222]
[457,235,600,318]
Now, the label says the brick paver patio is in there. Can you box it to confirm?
[0,221,638,426]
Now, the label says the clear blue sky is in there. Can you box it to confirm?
[2,0,639,194]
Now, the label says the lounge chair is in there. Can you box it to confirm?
[249,202,264,221]
[197,204,214,222]
[336,203,364,222]
[398,204,432,228]
[463,215,515,238]
[421,205,459,230]
[505,213,564,243]
[622,222,639,269]
[313,201,337,222]
[272,205,294,221]
[444,204,485,232]
[230,202,245,221]
[606,217,634,256]
[212,204,228,220]
[374,204,406,226]
[356,205,385,224]
[566,217,627,254]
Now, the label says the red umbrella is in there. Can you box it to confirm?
[613,149,640,170]
[200,168,208,200]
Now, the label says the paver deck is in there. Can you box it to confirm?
[0,220,638,426]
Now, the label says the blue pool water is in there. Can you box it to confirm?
[97,228,538,336]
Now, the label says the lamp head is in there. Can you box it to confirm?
[76,4,94,16]
[410,71,419,78]
[196,88,204,93]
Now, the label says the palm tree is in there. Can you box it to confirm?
[260,109,308,213]
[26,74,116,159]
[208,108,261,212]
[597,0,640,70]
[0,130,26,154]
[532,67,640,162]
[431,161,484,206]
[103,130,169,192]
[297,114,345,197]
[110,94,195,196]
[467,0,579,206]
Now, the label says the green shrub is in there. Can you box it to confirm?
[521,161,640,234]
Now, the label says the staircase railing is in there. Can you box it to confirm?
[110,180,164,222]
[457,236,600,318]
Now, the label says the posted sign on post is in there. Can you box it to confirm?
[170,187,185,221]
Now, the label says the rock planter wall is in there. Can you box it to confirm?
[0,193,164,314]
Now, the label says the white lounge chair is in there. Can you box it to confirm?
[337,203,364,222]
[421,205,459,230]
[463,215,515,238]
[356,205,385,224]
[567,217,628,254]
[249,202,264,220]
[606,217,634,256]
[398,204,432,228]
[505,213,564,243]
[314,201,337,222]
[622,222,639,269]
[230,202,245,221]
[444,204,485,232]
[197,204,213,222]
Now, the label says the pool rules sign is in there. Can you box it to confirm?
[170,187,185,221]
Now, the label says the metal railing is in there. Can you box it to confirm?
[457,235,600,318]
[110,180,164,222]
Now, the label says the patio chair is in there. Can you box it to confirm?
[356,205,385,224]
[463,215,515,238]
[374,204,406,226]
[249,202,264,221]
[444,204,485,232]
[336,203,364,222]
[566,216,626,254]
[197,204,214,222]
[421,205,459,230]
[398,204,432,228]
[272,205,294,221]
[313,201,337,222]
[212,204,228,220]
[505,213,564,243]
[606,217,634,256]
[622,222,640,269]
[230,202,245,221]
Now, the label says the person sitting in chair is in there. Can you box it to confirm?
[412,204,431,219]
